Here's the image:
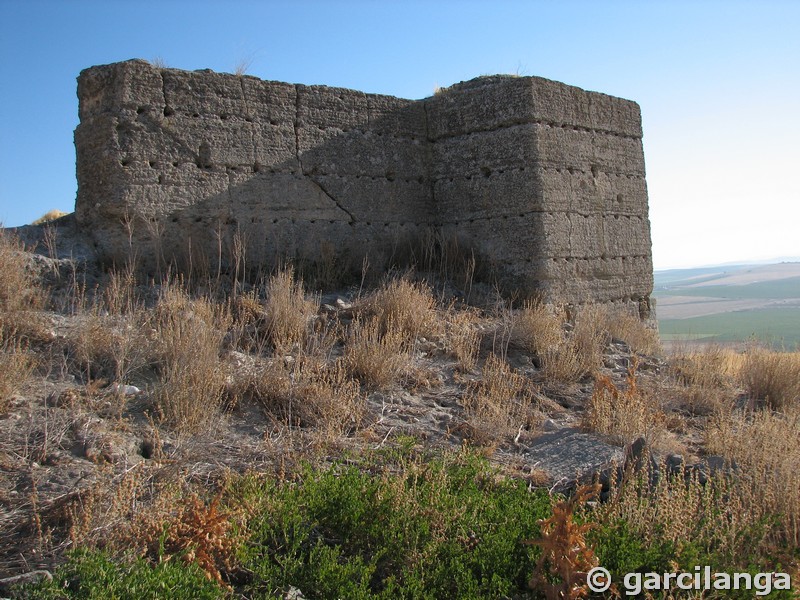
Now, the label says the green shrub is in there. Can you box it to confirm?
[236,452,553,598]
[15,548,222,599]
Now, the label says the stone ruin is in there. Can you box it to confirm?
[74,59,654,317]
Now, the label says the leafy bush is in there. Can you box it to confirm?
[236,451,553,598]
[14,548,222,599]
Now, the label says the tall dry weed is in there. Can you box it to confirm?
[604,310,661,356]
[0,229,44,341]
[597,463,767,564]
[263,267,317,352]
[512,300,564,357]
[443,305,481,371]
[244,355,364,435]
[583,362,665,447]
[670,343,742,389]
[462,354,537,444]
[705,407,800,547]
[531,305,608,383]
[666,343,742,416]
[0,332,36,413]
[0,229,40,314]
[69,312,150,384]
[739,346,800,410]
[359,277,438,342]
[151,286,230,433]
[345,317,411,390]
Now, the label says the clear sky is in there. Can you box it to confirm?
[1,0,798,270]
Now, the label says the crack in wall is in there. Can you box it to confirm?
[293,85,303,173]
[239,77,259,168]
[309,178,357,223]
[159,70,168,113]
[422,99,440,227]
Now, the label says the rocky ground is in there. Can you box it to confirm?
[0,218,751,585]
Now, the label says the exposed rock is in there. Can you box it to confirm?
[0,570,52,593]
[523,427,625,489]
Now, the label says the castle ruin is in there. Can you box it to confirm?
[74,60,653,317]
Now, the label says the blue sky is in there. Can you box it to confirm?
[1,0,798,269]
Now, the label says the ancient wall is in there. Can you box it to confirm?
[74,59,653,315]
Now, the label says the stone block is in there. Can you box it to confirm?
[74,61,654,312]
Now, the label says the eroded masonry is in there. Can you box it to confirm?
[75,59,654,316]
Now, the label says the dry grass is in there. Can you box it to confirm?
[462,354,538,445]
[597,463,769,565]
[345,317,411,390]
[31,209,69,225]
[666,343,742,416]
[604,310,661,356]
[669,343,742,389]
[705,406,800,547]
[583,362,666,448]
[358,277,438,342]
[243,355,364,435]
[150,286,231,433]
[512,300,564,357]
[0,229,42,319]
[739,346,800,410]
[442,304,481,371]
[263,267,318,352]
[68,312,150,384]
[521,304,608,384]
[0,333,36,413]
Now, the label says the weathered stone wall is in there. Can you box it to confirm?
[74,59,653,315]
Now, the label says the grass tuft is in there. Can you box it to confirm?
[739,345,800,410]
[150,285,230,433]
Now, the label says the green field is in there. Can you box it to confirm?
[656,277,800,300]
[654,263,800,348]
[658,306,800,348]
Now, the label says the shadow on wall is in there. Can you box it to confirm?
[74,60,650,308]
[75,62,548,293]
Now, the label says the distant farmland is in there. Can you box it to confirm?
[654,262,800,349]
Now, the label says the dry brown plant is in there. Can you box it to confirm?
[569,305,610,371]
[534,305,608,383]
[670,343,742,389]
[666,343,742,416]
[150,286,230,433]
[442,304,481,371]
[358,277,438,342]
[524,484,600,599]
[512,300,564,357]
[604,310,661,356]
[66,465,240,585]
[263,267,318,352]
[244,355,365,435]
[0,229,43,332]
[0,333,35,414]
[597,461,770,565]
[705,406,800,547]
[583,360,665,447]
[151,493,238,585]
[345,316,412,390]
[68,311,150,385]
[462,354,537,444]
[739,346,800,410]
